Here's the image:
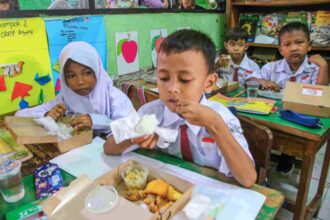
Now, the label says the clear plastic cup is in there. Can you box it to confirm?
[0,159,25,203]
[245,81,260,99]
[120,165,149,190]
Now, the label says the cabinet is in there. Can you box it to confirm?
[226,0,330,79]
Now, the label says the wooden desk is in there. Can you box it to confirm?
[0,129,284,220]
[125,83,330,220]
[0,150,284,220]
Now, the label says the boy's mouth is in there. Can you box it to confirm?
[168,98,179,105]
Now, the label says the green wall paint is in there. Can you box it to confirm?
[104,13,226,77]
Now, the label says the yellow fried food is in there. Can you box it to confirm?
[145,179,169,197]
[124,189,146,201]
[167,185,183,201]
[160,201,174,213]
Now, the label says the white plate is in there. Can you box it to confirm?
[85,185,118,213]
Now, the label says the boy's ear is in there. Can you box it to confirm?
[204,72,218,93]
[307,41,312,52]
[244,42,249,51]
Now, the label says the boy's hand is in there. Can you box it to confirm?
[259,79,280,92]
[175,99,218,128]
[308,54,327,68]
[216,54,230,68]
[131,134,158,149]
[46,103,66,121]
[70,114,93,131]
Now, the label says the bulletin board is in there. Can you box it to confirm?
[0,18,55,115]
[104,13,225,77]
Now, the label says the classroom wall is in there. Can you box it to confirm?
[104,13,226,77]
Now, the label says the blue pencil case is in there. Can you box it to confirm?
[279,110,322,128]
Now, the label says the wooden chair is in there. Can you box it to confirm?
[239,116,273,185]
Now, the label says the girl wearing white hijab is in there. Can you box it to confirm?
[16,41,135,135]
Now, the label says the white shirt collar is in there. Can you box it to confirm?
[239,53,250,70]
[275,56,312,75]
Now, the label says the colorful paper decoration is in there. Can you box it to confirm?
[115,32,139,75]
[0,76,6,91]
[0,18,55,115]
[19,98,29,109]
[11,82,33,102]
[53,60,60,73]
[0,61,24,77]
[34,73,51,86]
[150,29,168,68]
[55,79,61,95]
[38,88,45,104]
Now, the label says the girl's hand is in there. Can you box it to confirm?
[70,114,93,131]
[259,79,280,92]
[131,134,158,149]
[46,103,66,121]
[175,99,218,128]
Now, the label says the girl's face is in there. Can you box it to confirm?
[64,60,97,96]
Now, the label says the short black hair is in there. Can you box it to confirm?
[159,29,216,74]
[225,27,248,42]
[278,22,310,45]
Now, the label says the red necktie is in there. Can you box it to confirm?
[180,124,193,162]
[290,76,296,82]
[233,68,239,82]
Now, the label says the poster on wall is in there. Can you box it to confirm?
[115,31,139,75]
[150,29,167,68]
[45,16,107,94]
[0,18,54,115]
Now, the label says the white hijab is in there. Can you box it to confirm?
[59,41,113,116]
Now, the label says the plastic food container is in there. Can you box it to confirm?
[85,185,118,213]
[120,165,149,190]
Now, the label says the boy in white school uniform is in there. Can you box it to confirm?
[215,27,260,87]
[247,22,328,92]
[247,22,329,175]
[104,30,257,188]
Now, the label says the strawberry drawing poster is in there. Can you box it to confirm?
[115,31,139,75]
[0,18,54,115]
[150,29,167,68]
[45,16,107,94]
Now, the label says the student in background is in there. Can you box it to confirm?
[215,27,260,87]
[104,30,257,188]
[0,0,19,10]
[139,0,168,8]
[247,22,328,92]
[247,22,329,175]
[15,41,135,135]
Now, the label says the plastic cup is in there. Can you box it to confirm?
[246,81,260,99]
[121,165,149,190]
[0,159,25,203]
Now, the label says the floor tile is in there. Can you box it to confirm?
[311,153,330,184]
[317,187,330,220]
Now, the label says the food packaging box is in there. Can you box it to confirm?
[41,160,194,220]
[4,116,92,153]
[282,82,330,117]
[216,79,240,93]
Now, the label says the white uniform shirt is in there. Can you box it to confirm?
[248,56,319,89]
[136,96,253,176]
[15,88,135,135]
[217,53,260,87]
